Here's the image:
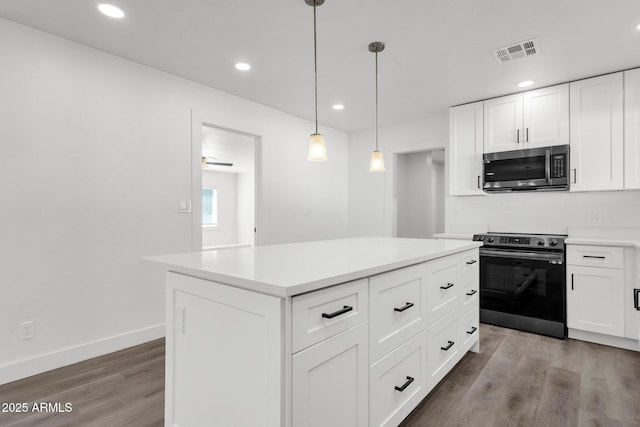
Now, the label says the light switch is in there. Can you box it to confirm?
[178,200,192,213]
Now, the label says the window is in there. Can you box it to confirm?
[202,188,218,226]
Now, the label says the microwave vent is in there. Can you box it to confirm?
[493,38,540,63]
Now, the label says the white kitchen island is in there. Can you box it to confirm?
[144,237,481,427]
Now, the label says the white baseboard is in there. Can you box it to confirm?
[568,328,640,352]
[0,323,165,386]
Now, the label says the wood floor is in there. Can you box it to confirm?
[0,324,638,426]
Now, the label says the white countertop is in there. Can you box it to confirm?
[565,237,640,248]
[433,233,474,240]
[566,226,640,249]
[143,237,481,298]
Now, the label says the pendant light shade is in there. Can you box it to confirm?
[306,0,327,161]
[369,150,385,172]
[308,133,327,161]
[369,41,386,173]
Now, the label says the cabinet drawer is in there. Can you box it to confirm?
[459,249,479,278]
[369,331,427,427]
[462,275,479,312]
[292,279,368,354]
[567,245,623,269]
[369,264,426,362]
[427,309,460,389]
[425,256,460,325]
[460,308,480,352]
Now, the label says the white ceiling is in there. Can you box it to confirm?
[2,0,640,132]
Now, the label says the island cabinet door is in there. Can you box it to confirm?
[165,273,283,427]
[292,322,368,427]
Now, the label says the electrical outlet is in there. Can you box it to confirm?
[592,211,603,224]
[20,321,34,340]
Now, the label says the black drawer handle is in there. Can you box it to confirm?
[466,259,477,265]
[394,302,414,312]
[441,340,455,351]
[440,283,454,290]
[634,289,640,311]
[466,289,477,296]
[583,255,606,259]
[467,326,478,335]
[322,305,353,319]
[394,376,415,392]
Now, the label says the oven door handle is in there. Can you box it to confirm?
[480,249,563,262]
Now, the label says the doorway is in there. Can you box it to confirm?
[395,149,445,238]
[191,117,261,251]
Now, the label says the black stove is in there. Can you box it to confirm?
[473,232,567,338]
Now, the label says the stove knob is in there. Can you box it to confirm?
[487,237,494,243]
[474,236,484,241]
[549,239,558,246]
[537,239,545,246]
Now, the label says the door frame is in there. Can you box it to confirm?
[190,110,263,251]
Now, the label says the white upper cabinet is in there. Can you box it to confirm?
[448,102,485,196]
[483,93,523,153]
[569,73,624,192]
[624,68,640,189]
[484,84,569,153]
[523,85,570,149]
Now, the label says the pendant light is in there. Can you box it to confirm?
[369,41,385,172]
[306,0,327,161]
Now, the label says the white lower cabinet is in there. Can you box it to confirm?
[292,322,369,427]
[426,309,460,389]
[567,265,625,337]
[369,331,427,427]
[567,245,625,337]
[288,249,479,427]
[460,307,480,351]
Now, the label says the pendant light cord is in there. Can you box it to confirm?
[313,1,319,135]
[375,50,379,151]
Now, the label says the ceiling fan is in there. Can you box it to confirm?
[202,156,233,167]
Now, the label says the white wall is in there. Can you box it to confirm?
[202,171,238,247]
[348,115,449,237]
[237,171,255,246]
[0,18,349,384]
[349,112,640,238]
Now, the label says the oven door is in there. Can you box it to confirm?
[479,248,565,323]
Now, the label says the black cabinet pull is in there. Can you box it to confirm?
[466,289,477,296]
[394,376,414,392]
[322,305,353,319]
[441,340,455,351]
[466,259,477,265]
[394,302,414,312]
[571,273,574,291]
[517,129,520,143]
[477,175,481,189]
[440,283,454,290]
[634,289,640,311]
[467,326,478,335]
[583,255,606,259]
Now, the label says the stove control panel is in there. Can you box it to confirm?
[473,233,566,249]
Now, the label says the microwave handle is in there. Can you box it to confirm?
[545,150,551,183]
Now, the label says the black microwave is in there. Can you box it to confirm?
[483,145,569,192]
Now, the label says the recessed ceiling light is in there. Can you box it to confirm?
[332,104,344,110]
[235,63,251,71]
[637,23,640,30]
[517,80,535,88]
[98,4,124,19]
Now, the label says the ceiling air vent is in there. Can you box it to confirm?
[493,38,540,63]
